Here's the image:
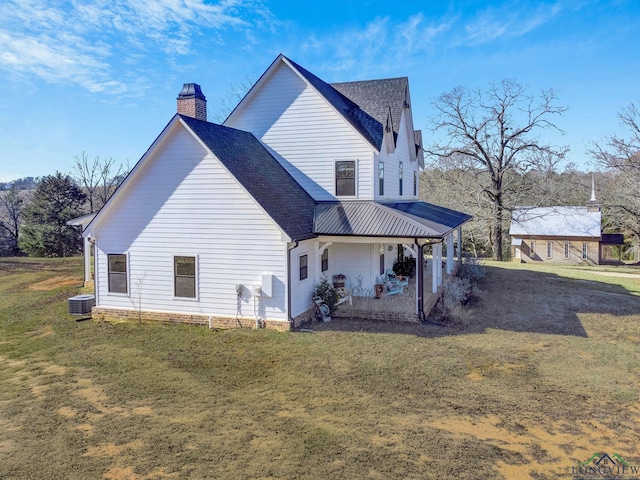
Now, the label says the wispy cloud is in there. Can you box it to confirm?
[308,14,452,75]
[0,0,265,94]
[460,2,562,45]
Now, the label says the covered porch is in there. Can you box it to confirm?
[312,230,464,323]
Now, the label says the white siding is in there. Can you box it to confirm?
[375,109,420,201]
[331,243,375,292]
[289,241,316,317]
[94,126,288,321]
[226,63,375,201]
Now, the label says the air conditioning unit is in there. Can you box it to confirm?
[68,294,95,315]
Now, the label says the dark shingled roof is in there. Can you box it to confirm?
[180,115,317,241]
[331,77,408,139]
[601,233,624,245]
[384,202,473,229]
[285,57,384,150]
[314,201,471,238]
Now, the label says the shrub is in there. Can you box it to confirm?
[312,276,339,313]
[393,255,416,278]
[438,256,485,323]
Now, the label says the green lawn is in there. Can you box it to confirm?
[1,257,640,479]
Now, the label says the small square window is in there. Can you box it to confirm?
[299,254,308,280]
[335,161,355,196]
[108,254,127,294]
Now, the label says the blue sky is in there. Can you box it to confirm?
[1,0,638,181]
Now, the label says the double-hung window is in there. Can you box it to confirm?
[335,161,356,196]
[174,256,196,298]
[299,254,308,280]
[108,254,128,294]
[546,242,553,259]
[321,249,329,272]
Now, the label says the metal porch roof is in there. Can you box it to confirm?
[314,201,472,238]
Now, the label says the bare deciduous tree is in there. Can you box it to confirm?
[211,74,256,123]
[72,152,127,213]
[427,79,568,260]
[0,186,28,255]
[590,103,640,254]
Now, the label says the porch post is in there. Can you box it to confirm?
[431,243,438,293]
[446,233,454,274]
[437,242,443,287]
[83,236,91,284]
[314,241,321,284]
[417,243,424,319]
[457,226,463,262]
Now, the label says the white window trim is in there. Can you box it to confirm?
[321,248,329,273]
[173,254,199,301]
[335,160,357,198]
[299,253,309,282]
[107,252,129,296]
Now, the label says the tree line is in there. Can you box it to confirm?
[0,153,127,257]
[1,80,638,260]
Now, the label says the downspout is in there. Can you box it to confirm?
[416,238,425,322]
[287,240,299,331]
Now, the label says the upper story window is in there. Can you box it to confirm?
[335,161,356,196]
[108,254,128,294]
[378,162,384,196]
[174,256,196,298]
[399,162,403,196]
[413,171,417,196]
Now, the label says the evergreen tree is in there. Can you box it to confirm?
[19,173,86,257]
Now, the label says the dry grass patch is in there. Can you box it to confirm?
[2,258,640,479]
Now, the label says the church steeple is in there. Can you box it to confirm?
[587,173,600,212]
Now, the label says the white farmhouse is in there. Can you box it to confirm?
[83,55,471,329]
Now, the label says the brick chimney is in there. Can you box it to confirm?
[177,83,207,121]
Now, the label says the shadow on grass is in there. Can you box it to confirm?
[307,265,640,338]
